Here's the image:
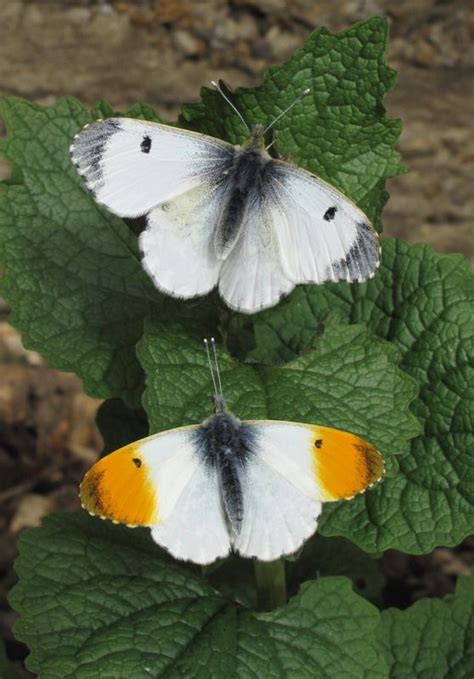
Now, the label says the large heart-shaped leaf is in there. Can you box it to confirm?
[10,513,387,678]
[229,240,474,553]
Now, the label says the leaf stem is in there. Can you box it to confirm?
[254,559,287,611]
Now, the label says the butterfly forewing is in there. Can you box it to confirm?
[70,118,235,218]
[80,438,160,527]
[265,162,380,284]
[246,421,384,502]
[140,182,228,298]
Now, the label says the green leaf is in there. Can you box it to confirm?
[287,535,384,604]
[0,97,216,407]
[10,513,387,678]
[228,239,474,553]
[182,17,404,229]
[0,97,159,406]
[137,317,420,553]
[207,535,384,611]
[377,575,474,678]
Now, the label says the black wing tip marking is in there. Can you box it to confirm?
[70,118,122,189]
[70,118,121,152]
[327,221,381,283]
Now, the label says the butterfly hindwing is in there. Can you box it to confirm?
[231,445,323,560]
[70,118,235,218]
[140,182,226,298]
[218,197,294,312]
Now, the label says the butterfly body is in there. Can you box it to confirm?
[80,404,384,565]
[71,113,380,312]
[192,411,256,533]
[211,134,271,259]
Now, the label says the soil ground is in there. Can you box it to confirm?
[0,1,472,674]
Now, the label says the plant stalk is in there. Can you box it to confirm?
[254,559,286,611]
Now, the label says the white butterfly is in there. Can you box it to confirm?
[70,84,380,314]
[80,340,384,565]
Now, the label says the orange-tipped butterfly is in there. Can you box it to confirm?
[80,340,384,565]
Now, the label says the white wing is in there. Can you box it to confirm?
[70,118,234,217]
[232,423,322,561]
[139,182,225,298]
[80,426,231,565]
[266,162,380,283]
[218,200,294,313]
[232,421,383,561]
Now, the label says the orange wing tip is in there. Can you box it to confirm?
[79,441,159,527]
[311,427,385,501]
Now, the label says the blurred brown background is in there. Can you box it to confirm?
[0,1,473,674]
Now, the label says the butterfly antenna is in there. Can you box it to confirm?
[211,80,250,133]
[263,88,311,135]
[210,337,224,400]
[204,338,218,398]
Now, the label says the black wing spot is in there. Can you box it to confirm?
[132,458,142,468]
[314,439,323,448]
[323,206,337,222]
[141,136,152,154]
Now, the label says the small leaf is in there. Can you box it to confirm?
[0,638,19,679]
[137,317,420,553]
[10,513,387,678]
[377,575,474,678]
[229,239,474,553]
[287,535,384,604]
